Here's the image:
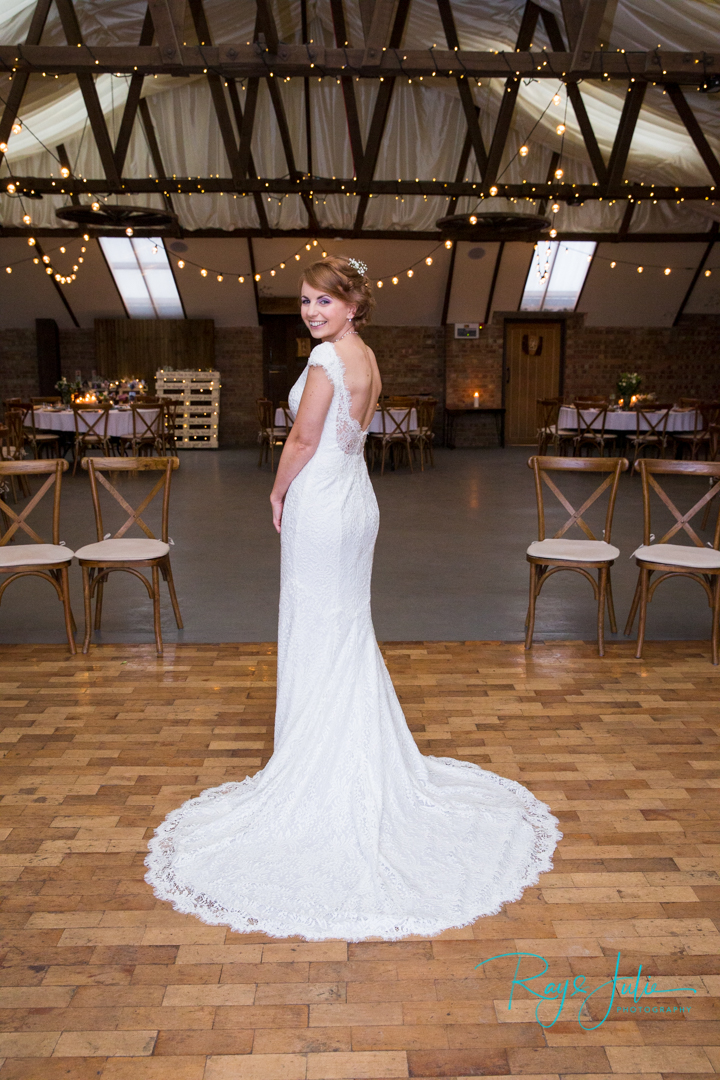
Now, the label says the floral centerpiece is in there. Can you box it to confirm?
[616,371,642,409]
[55,376,83,405]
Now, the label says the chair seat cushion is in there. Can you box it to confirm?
[527,538,620,562]
[633,543,720,569]
[75,538,169,562]
[0,543,74,567]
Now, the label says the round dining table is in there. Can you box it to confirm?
[558,406,697,433]
[274,406,418,433]
[26,407,161,438]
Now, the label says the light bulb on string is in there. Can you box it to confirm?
[551,202,560,213]
[489,185,498,196]
[270,269,276,276]
[177,260,185,268]
[280,262,286,268]
[610,261,616,268]
[664,268,671,275]
[83,234,89,241]
[4,266,11,274]
[10,119,22,135]
[27,237,35,246]
[444,240,453,249]
[407,269,414,277]
[60,246,65,253]
[553,93,561,105]
[554,167,563,179]
[377,280,383,288]
[519,145,529,157]
[45,266,52,275]
[469,215,477,224]
[91,201,100,211]
[254,273,261,281]
[238,275,244,283]
[60,166,70,178]
[6,183,15,194]
[201,268,207,277]
[556,123,565,135]
[294,253,301,261]
[392,276,398,284]
[425,257,433,265]
[42,255,50,264]
[637,266,643,273]
[22,213,31,225]
[705,269,712,277]
[217,274,223,282]
[549,228,557,237]
[0,142,7,153]
[125,227,133,236]
[305,243,311,250]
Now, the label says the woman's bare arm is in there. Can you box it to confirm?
[270,366,334,533]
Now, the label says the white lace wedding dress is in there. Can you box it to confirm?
[145,340,561,940]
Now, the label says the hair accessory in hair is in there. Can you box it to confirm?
[347,257,368,277]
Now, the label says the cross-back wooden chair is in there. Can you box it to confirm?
[158,398,180,454]
[410,398,436,470]
[536,398,560,456]
[573,404,616,457]
[257,398,288,471]
[72,404,112,474]
[671,405,712,461]
[19,401,61,460]
[75,457,182,656]
[625,459,720,664]
[626,404,673,472]
[0,459,75,652]
[573,395,608,405]
[119,404,164,457]
[0,410,31,502]
[526,456,629,656]
[30,396,62,407]
[367,403,414,475]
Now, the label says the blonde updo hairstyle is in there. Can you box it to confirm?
[300,255,375,328]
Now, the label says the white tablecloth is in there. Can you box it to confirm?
[274,406,418,434]
[558,407,696,433]
[27,408,161,438]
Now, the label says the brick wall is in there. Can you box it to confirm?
[564,315,720,402]
[0,329,37,403]
[215,327,263,447]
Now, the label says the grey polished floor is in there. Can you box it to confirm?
[0,446,716,645]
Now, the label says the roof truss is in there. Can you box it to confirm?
[0,0,717,243]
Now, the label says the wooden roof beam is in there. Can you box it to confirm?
[330,0,363,175]
[226,79,270,232]
[483,1,540,185]
[352,0,412,230]
[363,0,400,65]
[570,0,610,71]
[666,83,720,187]
[605,80,646,191]
[255,0,280,55]
[540,8,607,184]
[436,0,488,177]
[54,0,122,188]
[147,0,186,64]
[0,0,52,165]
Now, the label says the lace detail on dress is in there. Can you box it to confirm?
[306,341,368,456]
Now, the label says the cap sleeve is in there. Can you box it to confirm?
[307,341,341,389]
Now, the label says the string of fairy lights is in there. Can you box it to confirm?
[168,236,451,287]
[1,56,719,290]
[532,238,715,282]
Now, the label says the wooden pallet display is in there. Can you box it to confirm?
[155,369,220,449]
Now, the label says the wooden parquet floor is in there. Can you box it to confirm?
[0,640,717,1080]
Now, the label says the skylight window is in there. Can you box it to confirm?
[99,236,184,318]
[520,240,596,312]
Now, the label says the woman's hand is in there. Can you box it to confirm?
[270,492,284,534]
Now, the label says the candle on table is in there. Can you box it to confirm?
[473,392,480,409]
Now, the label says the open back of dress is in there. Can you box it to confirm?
[145,340,560,940]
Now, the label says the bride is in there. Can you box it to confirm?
[145,255,560,941]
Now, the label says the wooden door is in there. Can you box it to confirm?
[261,315,312,407]
[504,321,562,444]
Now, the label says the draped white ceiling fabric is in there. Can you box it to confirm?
[0,0,719,233]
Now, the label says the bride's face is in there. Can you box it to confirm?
[300,281,356,341]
